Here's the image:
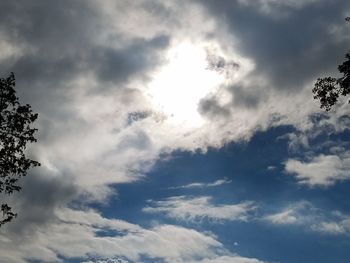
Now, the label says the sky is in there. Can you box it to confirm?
[0,0,350,262]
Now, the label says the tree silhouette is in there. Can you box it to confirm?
[312,18,350,111]
[0,73,40,226]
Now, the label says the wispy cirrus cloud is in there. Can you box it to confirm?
[144,196,256,222]
[168,178,232,190]
[237,0,322,16]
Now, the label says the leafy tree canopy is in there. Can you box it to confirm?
[0,73,40,226]
[313,18,350,111]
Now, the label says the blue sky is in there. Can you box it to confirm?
[1,1,350,263]
[92,125,350,263]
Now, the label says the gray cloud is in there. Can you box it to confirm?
[0,0,169,116]
[206,50,240,76]
[0,0,96,86]
[230,84,266,109]
[93,35,169,84]
[195,0,350,124]
[199,96,231,119]
[3,168,78,236]
[198,0,350,90]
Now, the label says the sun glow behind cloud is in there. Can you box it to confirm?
[147,42,224,127]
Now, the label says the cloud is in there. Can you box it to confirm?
[168,178,232,189]
[85,256,266,263]
[285,153,350,187]
[0,209,215,262]
[144,196,256,222]
[191,255,265,263]
[86,255,266,263]
[83,259,130,263]
[198,0,350,89]
[236,0,322,16]
[0,168,78,235]
[264,202,310,225]
[92,35,169,84]
[311,221,349,235]
[265,201,350,235]
[194,0,350,139]
[0,206,266,263]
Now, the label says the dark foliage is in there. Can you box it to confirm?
[312,18,350,111]
[0,73,40,226]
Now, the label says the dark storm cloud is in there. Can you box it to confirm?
[197,0,350,90]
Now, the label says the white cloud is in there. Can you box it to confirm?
[311,221,347,235]
[237,0,322,16]
[265,201,350,235]
[192,255,265,263]
[168,178,232,189]
[83,259,129,263]
[0,207,265,263]
[264,202,310,225]
[265,208,299,225]
[285,153,350,187]
[85,255,266,263]
[144,196,256,222]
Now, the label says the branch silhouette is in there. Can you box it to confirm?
[312,17,350,111]
[0,73,40,226]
